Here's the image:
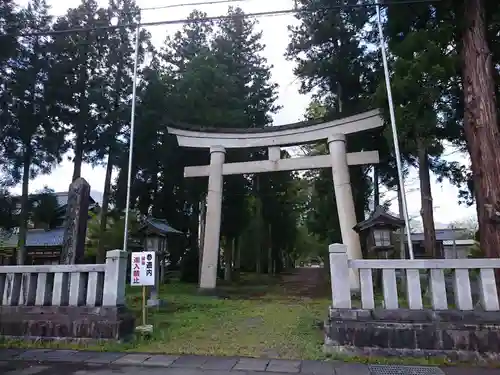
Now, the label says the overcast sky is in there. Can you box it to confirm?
[13,0,476,227]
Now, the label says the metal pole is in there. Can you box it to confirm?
[376,4,414,259]
[123,21,140,252]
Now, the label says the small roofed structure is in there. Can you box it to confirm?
[136,218,183,306]
[138,218,183,234]
[136,218,182,252]
[353,206,405,258]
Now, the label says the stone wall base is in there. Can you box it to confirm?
[0,306,135,341]
[324,308,500,363]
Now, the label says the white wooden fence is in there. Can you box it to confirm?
[329,243,500,311]
[0,250,127,307]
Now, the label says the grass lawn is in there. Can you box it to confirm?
[127,283,328,359]
[1,273,331,360]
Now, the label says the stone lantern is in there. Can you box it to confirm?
[354,206,405,290]
[136,218,183,307]
[353,206,405,259]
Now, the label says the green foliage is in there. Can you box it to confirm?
[287,0,382,247]
[85,211,140,258]
[179,246,199,283]
[29,187,60,229]
[49,0,113,178]
[287,0,378,109]
[6,0,491,269]
[0,1,344,269]
[0,0,68,263]
[0,0,18,73]
[1,0,67,182]
[111,7,298,277]
[378,3,464,169]
[0,189,14,232]
[293,225,327,264]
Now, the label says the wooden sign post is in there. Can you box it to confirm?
[131,251,155,334]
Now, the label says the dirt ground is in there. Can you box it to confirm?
[279,267,330,299]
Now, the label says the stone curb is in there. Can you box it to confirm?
[0,349,456,374]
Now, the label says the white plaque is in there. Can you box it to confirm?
[130,251,155,286]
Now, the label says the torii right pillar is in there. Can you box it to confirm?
[328,134,362,291]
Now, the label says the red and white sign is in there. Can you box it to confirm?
[130,251,155,286]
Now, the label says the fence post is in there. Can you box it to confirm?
[329,243,351,308]
[103,250,128,306]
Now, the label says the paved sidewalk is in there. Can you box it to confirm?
[0,349,498,375]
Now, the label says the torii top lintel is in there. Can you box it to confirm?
[167,109,383,149]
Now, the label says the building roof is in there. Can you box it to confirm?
[13,191,97,207]
[52,192,97,208]
[137,218,183,236]
[353,206,405,233]
[404,228,469,242]
[0,227,65,248]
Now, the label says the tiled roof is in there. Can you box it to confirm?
[138,218,183,235]
[353,206,405,232]
[12,192,97,209]
[0,227,65,248]
[52,192,97,207]
[150,219,182,234]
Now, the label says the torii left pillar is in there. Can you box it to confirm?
[328,134,362,291]
[199,146,225,291]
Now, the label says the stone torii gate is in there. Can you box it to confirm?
[167,109,384,291]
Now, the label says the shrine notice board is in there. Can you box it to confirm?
[130,251,155,286]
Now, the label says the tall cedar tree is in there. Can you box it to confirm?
[461,0,500,259]
[113,11,215,216]
[50,0,110,181]
[0,0,18,77]
[212,7,280,277]
[1,0,66,264]
[0,0,20,194]
[95,0,147,263]
[287,0,379,248]
[113,9,283,278]
[381,4,461,257]
[112,12,223,271]
[387,0,500,258]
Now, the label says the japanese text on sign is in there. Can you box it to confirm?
[130,251,155,286]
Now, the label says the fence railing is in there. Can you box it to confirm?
[0,249,127,307]
[329,243,500,311]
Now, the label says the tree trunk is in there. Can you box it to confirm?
[373,166,380,209]
[267,223,273,274]
[462,0,500,259]
[96,153,114,263]
[72,134,84,181]
[160,252,166,284]
[16,147,31,265]
[233,236,240,280]
[72,32,90,182]
[417,139,438,258]
[256,239,262,273]
[224,237,233,281]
